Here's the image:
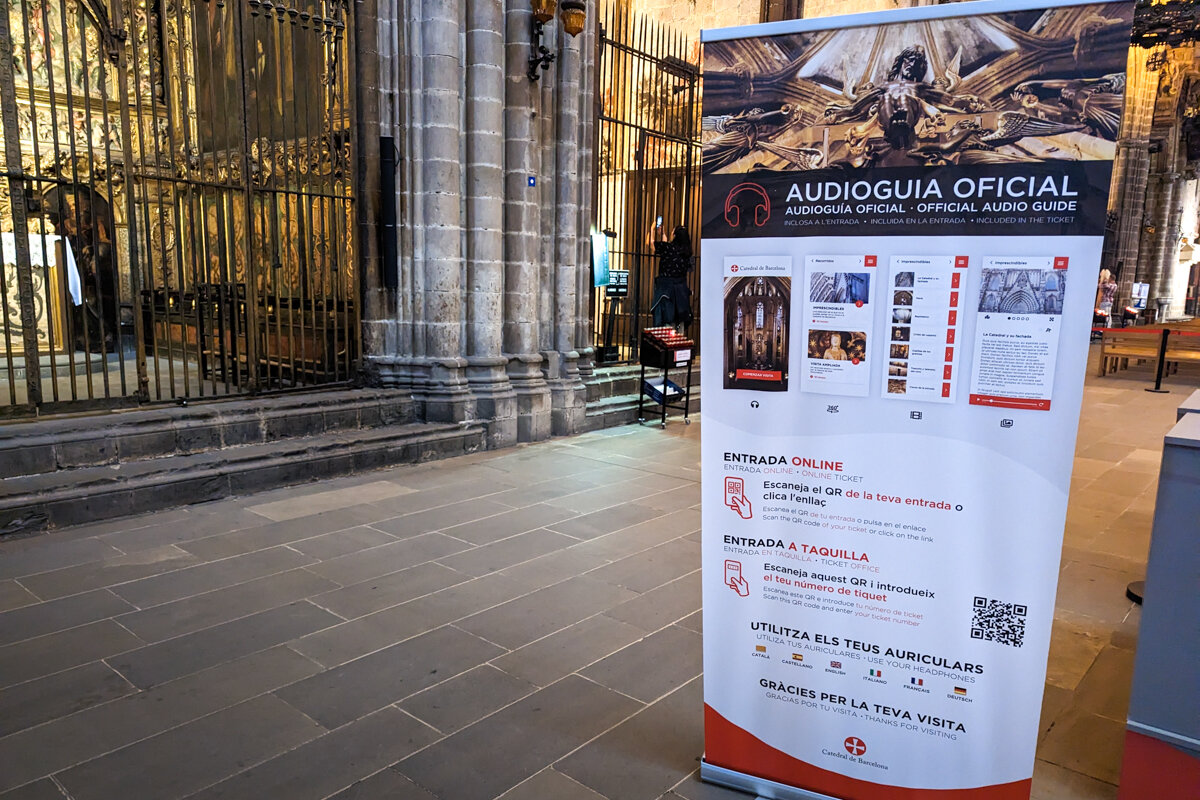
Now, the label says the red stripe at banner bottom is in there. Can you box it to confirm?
[1117,731,1200,798]
[704,705,1032,800]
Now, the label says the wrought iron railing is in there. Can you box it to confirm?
[0,0,358,416]
[593,5,699,365]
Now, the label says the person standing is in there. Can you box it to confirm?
[651,226,693,331]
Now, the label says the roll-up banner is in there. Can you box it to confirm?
[699,2,1134,798]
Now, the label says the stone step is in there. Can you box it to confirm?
[0,388,416,479]
[586,363,701,402]
[585,365,644,402]
[0,421,485,537]
[583,379,701,432]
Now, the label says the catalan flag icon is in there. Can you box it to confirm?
[755,645,766,653]
[792,653,804,661]
[911,678,923,686]
[870,668,883,677]
[954,686,968,696]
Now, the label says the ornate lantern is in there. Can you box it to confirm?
[531,0,556,24]
[560,0,586,37]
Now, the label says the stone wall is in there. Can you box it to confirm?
[802,0,910,19]
[627,0,758,35]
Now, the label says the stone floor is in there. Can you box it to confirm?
[0,350,1191,800]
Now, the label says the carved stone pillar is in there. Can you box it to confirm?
[1110,48,1157,310]
[466,0,518,446]
[1147,172,1181,320]
[412,0,473,422]
[575,3,598,381]
[549,25,586,435]
[504,2,552,441]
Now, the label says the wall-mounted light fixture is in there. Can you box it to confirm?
[529,0,586,82]
[560,0,585,36]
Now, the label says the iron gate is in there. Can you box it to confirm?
[0,0,357,417]
[593,4,699,364]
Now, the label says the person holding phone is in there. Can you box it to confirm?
[651,225,694,330]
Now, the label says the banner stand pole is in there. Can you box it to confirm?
[1145,327,1171,393]
[700,760,841,800]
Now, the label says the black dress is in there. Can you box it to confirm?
[652,240,693,327]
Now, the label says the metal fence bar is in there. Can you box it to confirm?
[593,8,698,365]
[16,0,56,403]
[0,0,358,416]
[0,0,42,405]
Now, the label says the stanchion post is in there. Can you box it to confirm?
[1146,328,1170,393]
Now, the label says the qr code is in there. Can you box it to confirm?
[971,596,1027,647]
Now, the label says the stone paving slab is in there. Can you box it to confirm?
[399,664,537,735]
[0,620,144,690]
[274,625,506,729]
[176,507,385,560]
[110,546,318,608]
[312,561,468,620]
[0,660,134,738]
[0,537,123,581]
[498,769,608,800]
[0,360,1182,798]
[0,579,38,612]
[116,567,341,642]
[0,588,134,647]
[185,706,439,800]
[17,545,201,601]
[394,675,642,800]
[557,677,704,799]
[0,646,323,793]
[54,694,325,800]
[326,769,437,800]
[109,601,340,689]
[0,780,69,800]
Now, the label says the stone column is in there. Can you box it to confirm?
[1110,48,1158,310]
[575,4,597,380]
[368,5,420,389]
[1169,173,1198,319]
[411,0,472,421]
[1146,172,1181,320]
[504,1,552,441]
[540,73,557,356]
[465,0,517,446]
[548,23,586,434]
[356,0,399,382]
[1109,138,1151,303]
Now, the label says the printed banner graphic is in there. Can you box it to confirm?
[699,3,1134,799]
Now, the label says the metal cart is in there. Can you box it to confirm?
[637,327,694,428]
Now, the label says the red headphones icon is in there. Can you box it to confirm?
[724,183,770,227]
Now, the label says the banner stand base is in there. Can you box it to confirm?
[700,760,842,800]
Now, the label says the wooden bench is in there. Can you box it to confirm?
[1165,329,1200,374]
[1098,327,1200,376]
[1099,329,1163,375]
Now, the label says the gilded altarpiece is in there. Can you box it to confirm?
[0,0,356,411]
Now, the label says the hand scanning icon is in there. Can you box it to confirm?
[728,574,750,597]
[729,493,752,520]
